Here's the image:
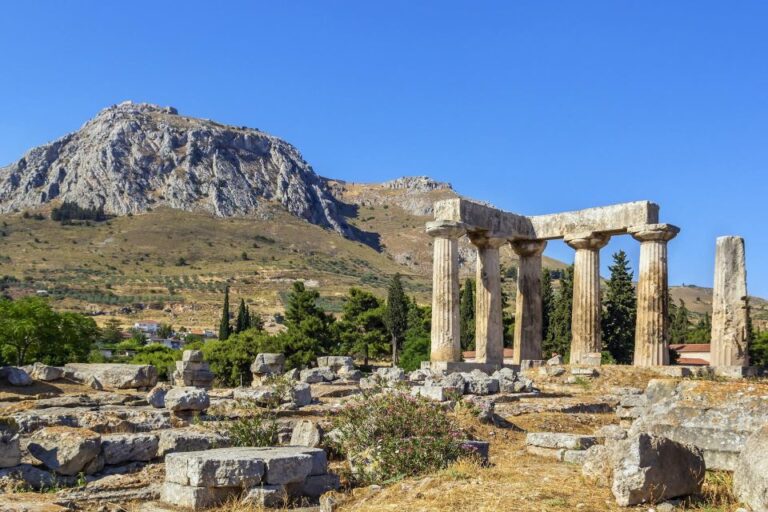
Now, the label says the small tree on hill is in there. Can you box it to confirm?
[235,298,251,333]
[384,273,408,365]
[219,286,231,340]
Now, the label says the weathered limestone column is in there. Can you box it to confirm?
[710,236,750,367]
[510,239,548,363]
[469,233,506,365]
[564,232,610,364]
[629,224,680,367]
[426,220,466,362]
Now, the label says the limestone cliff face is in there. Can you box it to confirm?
[0,101,352,237]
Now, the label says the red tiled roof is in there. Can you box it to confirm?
[463,349,515,359]
[670,344,711,352]
[677,357,710,366]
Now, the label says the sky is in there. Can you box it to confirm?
[0,1,766,296]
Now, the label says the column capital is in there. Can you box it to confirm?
[426,220,466,239]
[468,231,507,249]
[510,239,547,257]
[628,223,680,243]
[564,232,610,251]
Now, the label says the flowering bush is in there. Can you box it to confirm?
[330,390,467,483]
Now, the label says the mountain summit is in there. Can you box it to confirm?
[0,101,352,237]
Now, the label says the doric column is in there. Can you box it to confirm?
[469,233,506,365]
[426,220,466,362]
[564,232,610,364]
[710,236,750,367]
[510,239,548,363]
[629,224,679,366]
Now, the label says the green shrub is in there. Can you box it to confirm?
[330,390,467,484]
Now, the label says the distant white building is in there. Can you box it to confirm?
[35,290,49,297]
[133,321,160,334]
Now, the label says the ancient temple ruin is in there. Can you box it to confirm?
[426,198,680,369]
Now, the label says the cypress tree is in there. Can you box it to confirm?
[541,269,555,343]
[544,265,574,360]
[668,299,691,344]
[601,250,636,364]
[235,298,250,333]
[384,273,408,365]
[459,278,476,351]
[219,286,231,340]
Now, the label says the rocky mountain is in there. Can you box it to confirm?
[0,101,352,237]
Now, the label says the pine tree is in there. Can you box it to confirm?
[668,299,691,344]
[459,278,476,351]
[541,269,555,343]
[219,286,231,340]
[544,265,573,360]
[235,298,250,333]
[601,250,636,364]
[384,273,409,365]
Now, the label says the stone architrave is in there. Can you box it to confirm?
[426,220,466,362]
[510,239,547,363]
[710,236,750,367]
[468,233,506,365]
[564,232,610,365]
[629,224,679,367]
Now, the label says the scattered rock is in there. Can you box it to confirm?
[547,355,564,366]
[157,427,230,456]
[65,363,158,390]
[0,366,33,386]
[164,387,210,413]
[290,420,324,448]
[28,363,64,382]
[146,384,171,409]
[101,433,159,465]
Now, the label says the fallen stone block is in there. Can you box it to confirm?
[460,440,490,465]
[733,424,768,512]
[571,367,598,377]
[295,473,340,498]
[64,363,158,390]
[0,464,76,490]
[147,384,171,409]
[563,449,589,464]
[242,484,287,507]
[526,445,565,461]
[250,353,285,385]
[165,450,266,488]
[411,385,460,402]
[582,445,612,487]
[612,433,705,506]
[0,432,21,468]
[525,432,596,450]
[161,481,238,509]
[28,426,102,476]
[619,394,648,408]
[101,433,159,465]
[157,427,230,456]
[233,386,277,405]
[300,367,335,384]
[290,382,312,407]
[547,355,564,366]
[595,424,628,441]
[316,356,354,372]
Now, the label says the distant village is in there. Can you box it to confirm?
[97,320,218,360]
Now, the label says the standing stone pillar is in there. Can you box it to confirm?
[469,233,506,365]
[629,224,680,366]
[426,220,466,362]
[510,239,548,364]
[710,236,750,367]
[564,232,610,365]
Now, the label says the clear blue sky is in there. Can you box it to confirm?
[1,1,766,296]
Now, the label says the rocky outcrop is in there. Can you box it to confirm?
[0,102,352,238]
[64,363,158,390]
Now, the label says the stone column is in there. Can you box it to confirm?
[510,239,548,364]
[426,220,466,362]
[564,232,610,365]
[469,233,506,365]
[710,236,750,367]
[629,224,680,367]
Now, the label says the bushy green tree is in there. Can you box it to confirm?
[601,251,636,364]
[459,278,475,351]
[544,265,573,360]
[668,299,691,344]
[686,313,711,343]
[157,323,174,339]
[399,300,431,371]
[749,329,768,367]
[336,288,388,366]
[203,329,279,386]
[0,297,98,366]
[101,318,123,345]
[131,344,180,381]
[385,274,408,365]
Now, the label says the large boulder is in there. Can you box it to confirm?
[165,387,210,413]
[612,433,705,506]
[28,427,102,475]
[146,383,171,408]
[250,353,285,385]
[0,366,33,386]
[733,424,768,512]
[64,363,158,390]
[28,362,64,382]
